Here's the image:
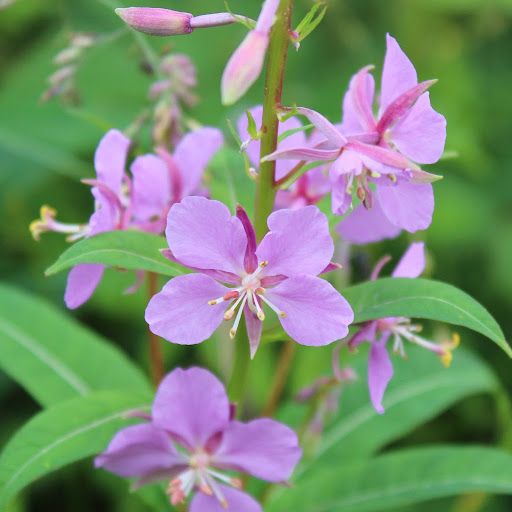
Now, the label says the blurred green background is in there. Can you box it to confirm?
[1,0,511,510]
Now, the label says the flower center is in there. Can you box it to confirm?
[166,449,242,508]
[207,261,286,339]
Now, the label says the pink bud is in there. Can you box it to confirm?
[115,7,194,37]
[221,30,269,106]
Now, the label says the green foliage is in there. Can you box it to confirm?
[345,277,510,356]
[45,231,186,278]
[0,283,151,407]
[0,391,151,509]
[268,446,512,511]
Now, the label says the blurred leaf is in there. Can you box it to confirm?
[0,391,151,509]
[45,231,187,278]
[344,277,510,356]
[268,446,512,512]
[0,283,151,407]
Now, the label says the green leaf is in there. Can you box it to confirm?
[344,277,510,356]
[45,231,187,277]
[0,283,151,407]
[268,446,512,512]
[0,391,151,509]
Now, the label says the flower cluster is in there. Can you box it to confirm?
[96,367,302,511]
[31,128,223,308]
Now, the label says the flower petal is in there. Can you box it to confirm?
[152,367,231,449]
[378,182,434,234]
[368,333,393,414]
[350,320,378,348]
[257,206,334,277]
[392,241,425,278]
[344,66,377,133]
[295,107,347,148]
[389,92,447,164]
[94,423,185,478]
[64,263,105,309]
[94,129,131,197]
[265,275,353,346]
[190,485,262,512]
[262,146,340,163]
[244,303,262,359]
[238,105,307,180]
[130,154,171,221]
[336,199,402,245]
[214,419,301,482]
[379,34,418,117]
[173,127,223,196]
[145,274,229,345]
[236,205,258,273]
[166,197,247,274]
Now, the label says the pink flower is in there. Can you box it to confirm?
[95,367,302,511]
[31,128,223,308]
[145,197,353,357]
[347,242,459,414]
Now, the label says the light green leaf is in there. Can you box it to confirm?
[0,391,151,510]
[344,277,510,356]
[45,231,187,277]
[268,446,512,512]
[0,283,151,407]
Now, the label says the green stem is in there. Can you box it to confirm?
[227,322,251,409]
[254,0,294,241]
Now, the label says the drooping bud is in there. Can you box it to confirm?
[221,30,269,106]
[115,8,194,37]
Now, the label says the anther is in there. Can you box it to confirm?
[259,261,268,268]
[223,290,240,301]
[198,483,213,496]
[257,311,265,321]
[370,171,381,178]
[255,287,265,295]
[170,489,185,506]
[230,478,243,489]
[387,173,397,183]
[224,310,235,321]
[356,186,366,201]
[279,311,287,318]
[208,300,218,305]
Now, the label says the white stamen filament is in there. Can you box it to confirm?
[259,293,286,318]
[230,294,248,339]
[223,291,246,319]
[393,325,445,356]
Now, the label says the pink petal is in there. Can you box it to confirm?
[64,263,105,309]
[190,485,262,512]
[94,423,185,478]
[237,105,307,180]
[389,92,447,164]
[336,200,402,245]
[244,303,263,359]
[378,182,434,234]
[368,333,393,414]
[379,34,418,117]
[173,127,223,197]
[94,129,131,197]
[88,187,120,236]
[350,321,378,348]
[257,206,334,277]
[295,107,347,148]
[130,154,171,222]
[236,204,258,273]
[346,66,377,132]
[265,275,353,346]
[153,367,231,450]
[262,146,341,163]
[166,197,247,274]
[392,241,425,278]
[214,419,301,482]
[345,140,418,171]
[331,179,353,216]
[145,274,229,345]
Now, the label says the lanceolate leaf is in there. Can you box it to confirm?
[0,283,151,407]
[268,446,512,512]
[45,231,186,278]
[343,277,510,356]
[0,392,152,510]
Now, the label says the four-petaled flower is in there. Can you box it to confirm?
[145,196,354,357]
[347,242,459,414]
[95,367,302,512]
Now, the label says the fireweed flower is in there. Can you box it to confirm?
[264,34,446,243]
[95,367,302,511]
[145,196,353,357]
[347,242,459,414]
[31,128,223,308]
[238,105,330,210]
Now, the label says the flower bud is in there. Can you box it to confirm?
[221,30,269,106]
[115,7,194,37]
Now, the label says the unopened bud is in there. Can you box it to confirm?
[115,7,194,37]
[221,30,269,105]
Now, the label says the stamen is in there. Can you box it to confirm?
[259,294,286,318]
[231,478,243,489]
[224,291,246,321]
[370,170,381,178]
[248,290,265,321]
[230,294,248,339]
[208,289,241,306]
[387,173,397,183]
[198,483,213,496]
[203,473,228,508]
